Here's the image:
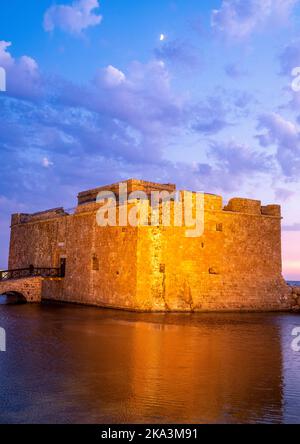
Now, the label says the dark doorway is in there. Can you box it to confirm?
[60,258,66,278]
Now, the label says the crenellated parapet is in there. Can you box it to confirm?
[77,179,176,206]
[11,208,68,226]
[261,205,281,217]
[224,198,281,217]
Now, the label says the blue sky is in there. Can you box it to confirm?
[1,0,300,278]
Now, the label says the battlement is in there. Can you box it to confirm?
[261,205,281,217]
[11,208,68,226]
[224,198,281,217]
[78,179,176,206]
[11,182,282,228]
[204,194,223,211]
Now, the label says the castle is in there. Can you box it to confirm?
[0,179,295,311]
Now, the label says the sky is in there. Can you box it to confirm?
[1,0,300,279]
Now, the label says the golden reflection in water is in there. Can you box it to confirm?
[124,315,283,424]
[0,307,287,424]
[64,312,284,423]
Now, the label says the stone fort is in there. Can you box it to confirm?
[0,179,296,311]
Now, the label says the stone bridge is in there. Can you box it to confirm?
[0,277,44,303]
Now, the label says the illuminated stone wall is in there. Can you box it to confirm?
[7,180,292,311]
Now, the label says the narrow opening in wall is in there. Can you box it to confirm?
[60,257,67,277]
[92,254,99,271]
[160,264,165,273]
[216,223,223,232]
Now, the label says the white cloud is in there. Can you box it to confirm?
[211,0,298,39]
[0,41,14,68]
[44,0,102,35]
[0,40,41,99]
[102,65,126,87]
[19,56,39,75]
[0,42,38,76]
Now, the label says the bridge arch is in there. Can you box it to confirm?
[0,291,27,304]
[0,277,43,303]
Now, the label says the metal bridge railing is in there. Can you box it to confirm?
[0,266,62,282]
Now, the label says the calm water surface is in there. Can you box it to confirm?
[0,300,300,424]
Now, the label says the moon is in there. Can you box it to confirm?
[160,34,166,41]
